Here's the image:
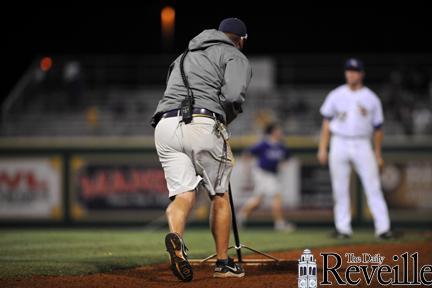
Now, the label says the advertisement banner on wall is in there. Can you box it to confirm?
[0,157,63,220]
[69,153,169,221]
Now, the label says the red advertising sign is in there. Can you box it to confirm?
[70,154,169,221]
[0,157,63,220]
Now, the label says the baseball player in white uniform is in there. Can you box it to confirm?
[317,58,393,239]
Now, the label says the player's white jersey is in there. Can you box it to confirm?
[320,85,384,138]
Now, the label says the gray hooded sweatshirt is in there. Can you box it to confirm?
[151,29,252,126]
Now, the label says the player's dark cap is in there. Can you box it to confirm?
[265,123,280,135]
[344,58,364,72]
[218,18,248,38]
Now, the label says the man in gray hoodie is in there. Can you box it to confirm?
[152,18,252,281]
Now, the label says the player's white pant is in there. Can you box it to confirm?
[252,167,280,197]
[329,135,390,235]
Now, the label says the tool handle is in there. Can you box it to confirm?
[228,183,243,262]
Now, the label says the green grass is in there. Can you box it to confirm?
[0,228,428,278]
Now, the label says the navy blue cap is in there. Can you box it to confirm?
[218,18,247,38]
[345,58,364,71]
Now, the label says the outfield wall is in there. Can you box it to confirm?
[0,136,431,227]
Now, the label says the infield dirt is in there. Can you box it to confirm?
[2,241,431,288]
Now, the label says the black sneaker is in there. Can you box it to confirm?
[332,230,352,239]
[378,230,395,240]
[165,232,193,282]
[213,257,245,278]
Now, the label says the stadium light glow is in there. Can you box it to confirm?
[40,57,53,72]
[161,6,175,41]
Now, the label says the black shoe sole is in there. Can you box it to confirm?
[165,233,193,282]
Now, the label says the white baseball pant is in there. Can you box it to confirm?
[329,135,390,235]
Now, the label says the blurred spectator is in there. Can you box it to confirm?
[85,106,99,130]
[278,93,309,121]
[405,68,429,99]
[413,104,432,135]
[381,70,404,120]
[111,101,126,120]
[380,69,429,135]
[63,61,84,109]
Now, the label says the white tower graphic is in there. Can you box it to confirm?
[298,249,317,288]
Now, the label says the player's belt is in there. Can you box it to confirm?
[332,133,369,139]
[161,108,224,123]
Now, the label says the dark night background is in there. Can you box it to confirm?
[3,1,431,102]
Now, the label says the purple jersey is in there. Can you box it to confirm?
[248,139,290,173]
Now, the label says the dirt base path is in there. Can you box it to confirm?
[2,242,432,288]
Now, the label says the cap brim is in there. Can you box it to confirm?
[345,67,363,71]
